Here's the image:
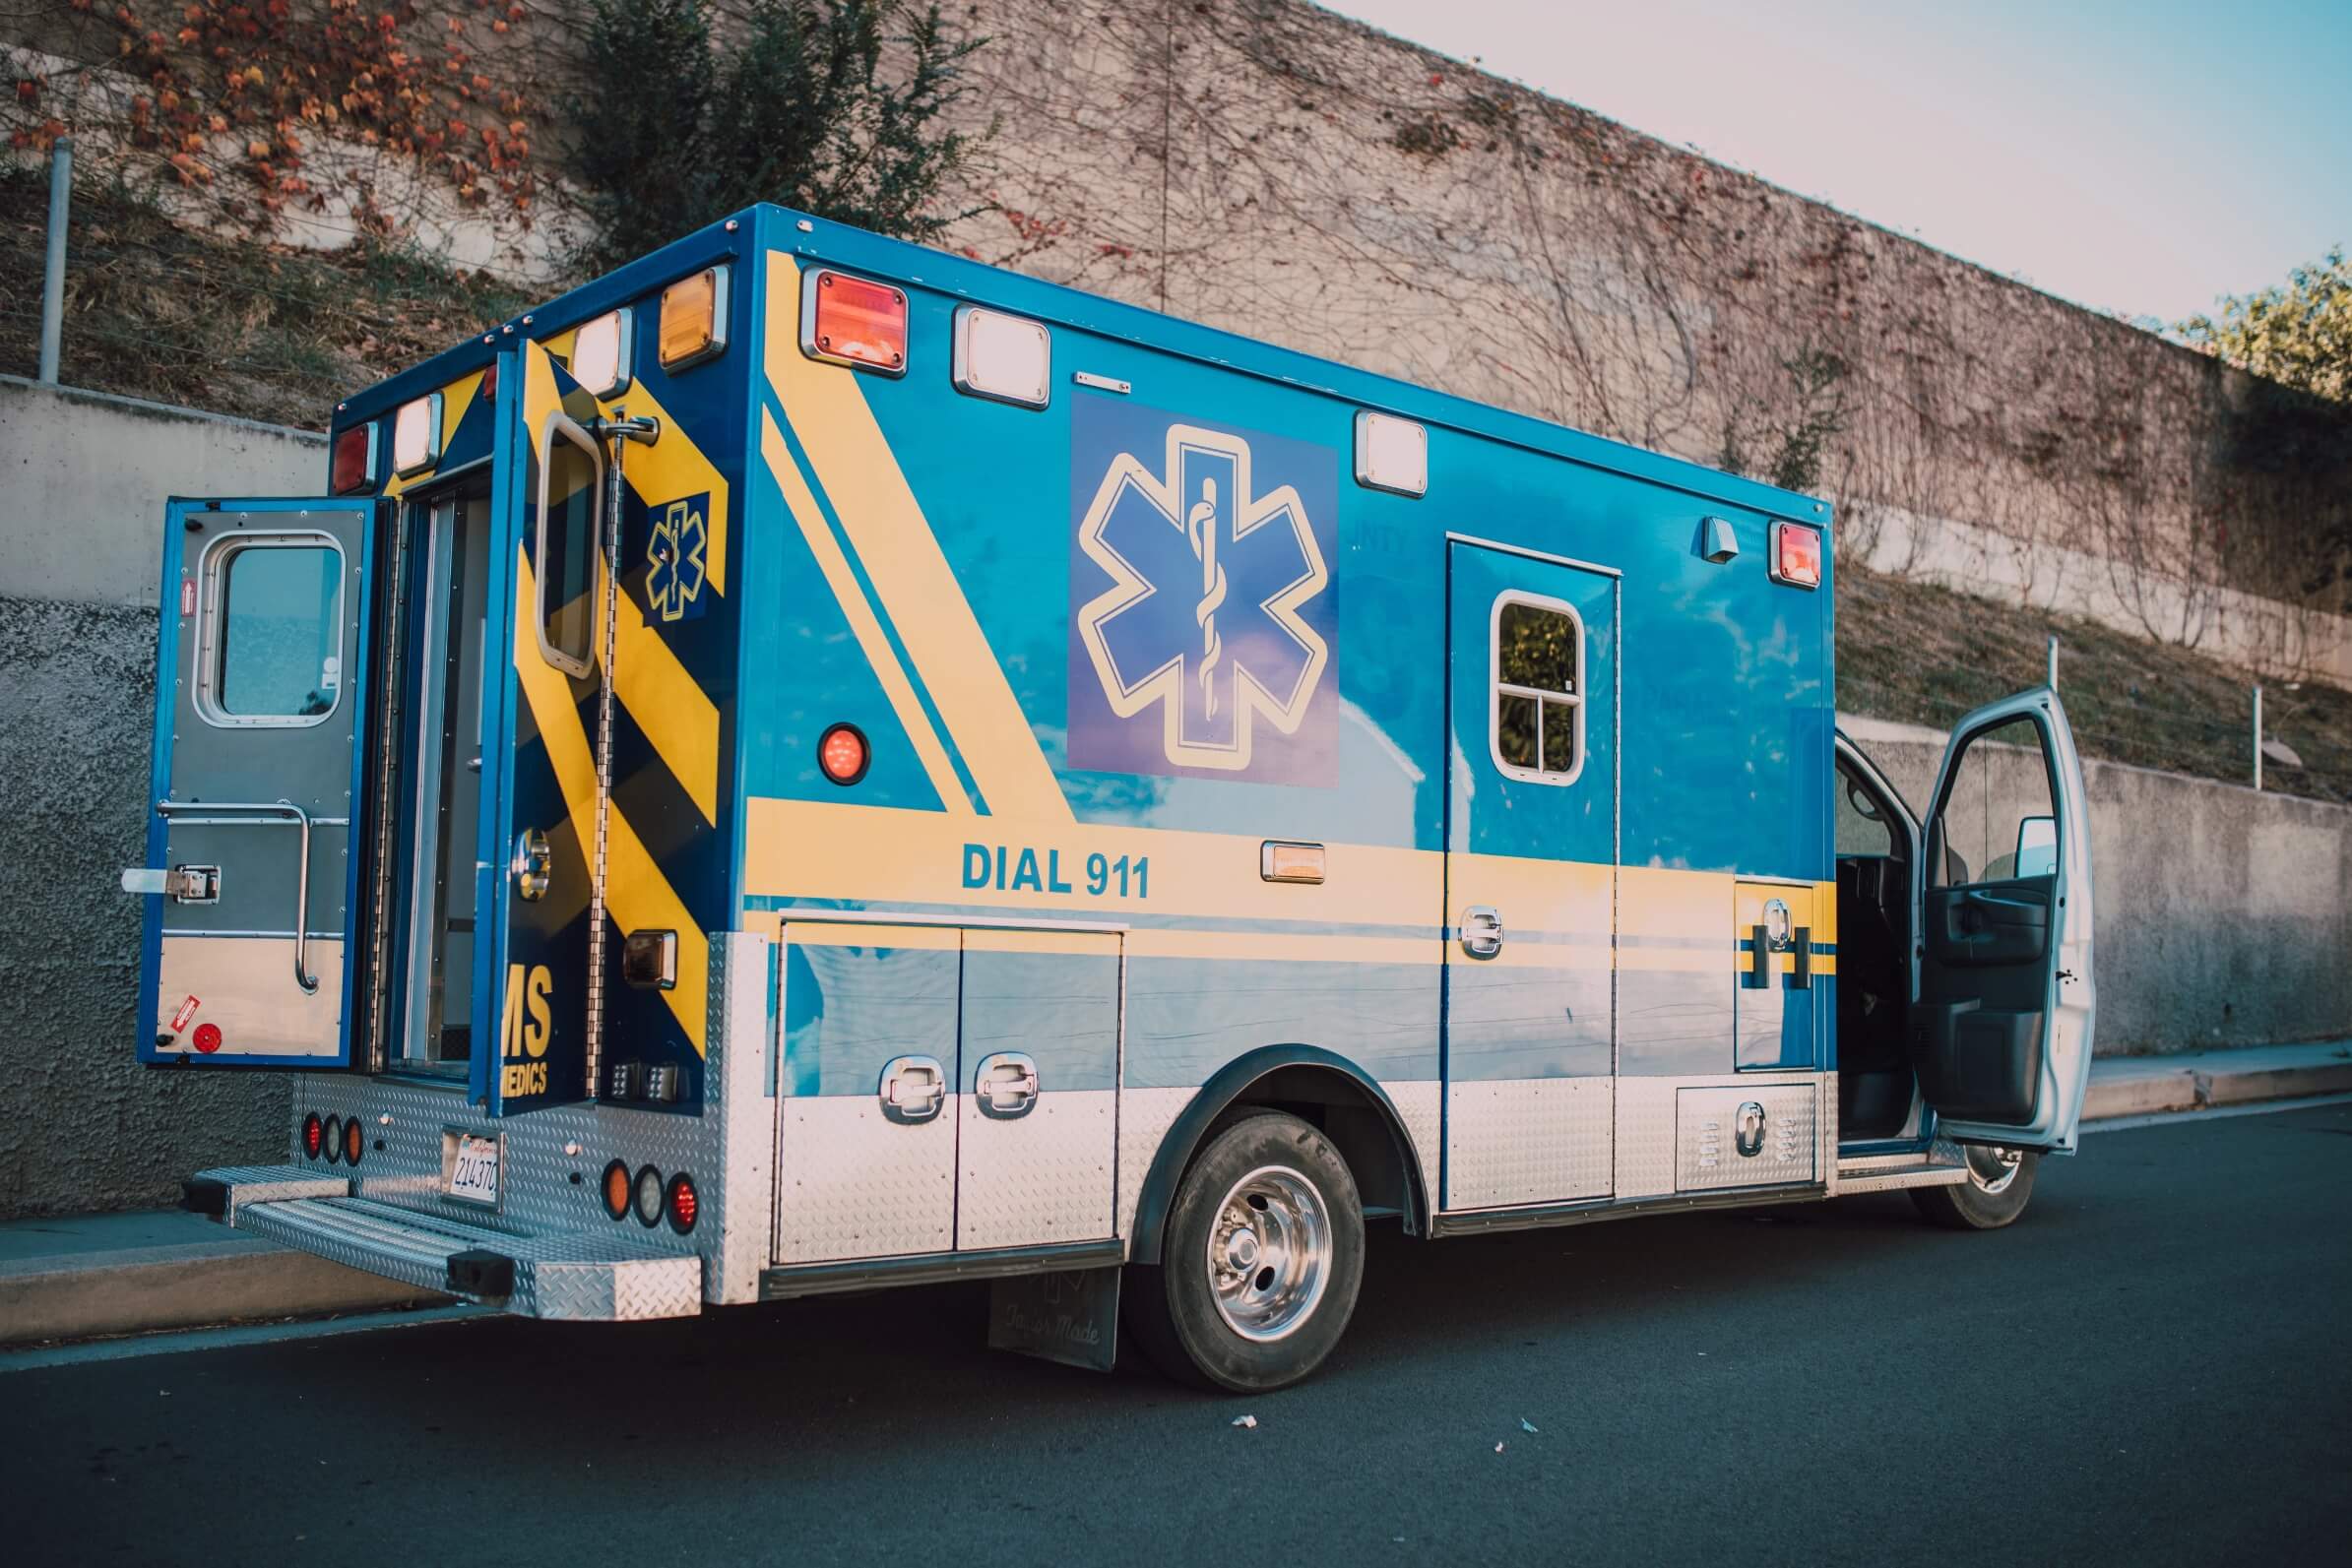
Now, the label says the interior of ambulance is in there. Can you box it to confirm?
[1833,715,2067,1145]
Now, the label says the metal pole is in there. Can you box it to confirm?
[37,136,73,384]
[2046,635,2058,690]
[2253,684,2263,792]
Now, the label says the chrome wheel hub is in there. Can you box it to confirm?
[1965,1145,2023,1195]
[1206,1164,1332,1343]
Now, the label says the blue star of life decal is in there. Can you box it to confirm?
[1069,404,1338,782]
[647,493,709,623]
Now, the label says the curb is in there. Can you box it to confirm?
[2083,1055,2352,1123]
[0,1235,447,1349]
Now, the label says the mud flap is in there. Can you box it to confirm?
[987,1266,1120,1373]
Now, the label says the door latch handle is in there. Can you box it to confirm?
[974,1052,1041,1120]
[878,1055,947,1125]
[1735,1100,1767,1159]
[1461,906,1504,959]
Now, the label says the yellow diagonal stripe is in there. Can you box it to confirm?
[610,582,721,825]
[763,251,1072,824]
[512,546,708,1055]
[601,376,730,596]
[760,408,973,815]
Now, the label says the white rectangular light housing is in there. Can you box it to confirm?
[1355,409,1428,497]
[570,308,632,397]
[392,392,443,477]
[952,306,1051,408]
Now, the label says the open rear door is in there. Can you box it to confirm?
[1912,689,2097,1153]
[135,496,379,1066]
[470,340,609,1113]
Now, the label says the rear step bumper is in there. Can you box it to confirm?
[190,1164,702,1321]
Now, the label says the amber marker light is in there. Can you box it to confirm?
[659,267,730,369]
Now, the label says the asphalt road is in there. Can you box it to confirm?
[6,1103,2348,1565]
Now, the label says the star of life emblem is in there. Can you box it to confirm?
[647,495,709,622]
[1075,423,1331,772]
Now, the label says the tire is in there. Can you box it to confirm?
[1911,1145,2039,1230]
[1125,1110,1366,1393]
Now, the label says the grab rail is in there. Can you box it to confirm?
[155,799,319,994]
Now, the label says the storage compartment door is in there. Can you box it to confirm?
[1913,689,2097,1153]
[956,929,1120,1251]
[775,921,961,1262]
[135,497,378,1067]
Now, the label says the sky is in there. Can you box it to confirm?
[1323,0,2352,327]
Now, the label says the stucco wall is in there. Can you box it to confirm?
[0,376,324,1220]
[1840,717,2352,1054]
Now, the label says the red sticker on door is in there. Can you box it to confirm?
[170,995,201,1032]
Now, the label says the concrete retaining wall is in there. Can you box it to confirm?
[1840,716,2352,1053]
[0,376,323,1221]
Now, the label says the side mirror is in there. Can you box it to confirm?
[2013,815,2058,878]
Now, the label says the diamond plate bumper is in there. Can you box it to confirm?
[200,1169,702,1322]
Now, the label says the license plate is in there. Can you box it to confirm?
[445,1132,500,1207]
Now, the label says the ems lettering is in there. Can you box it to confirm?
[500,963,554,1098]
[961,843,1149,900]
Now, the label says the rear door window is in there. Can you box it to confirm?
[203,534,346,724]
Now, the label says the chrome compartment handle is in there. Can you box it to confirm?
[878,1055,947,1125]
[974,1052,1041,1120]
[153,799,317,994]
[1460,906,1504,959]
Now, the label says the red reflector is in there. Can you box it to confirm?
[812,271,908,373]
[303,1113,323,1159]
[667,1172,699,1234]
[1771,522,1822,589]
[818,722,869,785]
[193,1022,223,1054]
[330,423,374,495]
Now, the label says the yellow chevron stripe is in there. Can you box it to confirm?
[763,251,1072,824]
[610,578,721,825]
[759,408,972,815]
[512,546,709,1054]
[599,377,729,596]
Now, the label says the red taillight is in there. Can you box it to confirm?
[810,271,908,373]
[302,1113,323,1160]
[330,423,374,495]
[1770,522,1822,590]
[666,1172,699,1234]
[818,722,869,785]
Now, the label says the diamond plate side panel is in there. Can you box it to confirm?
[776,1096,956,1262]
[1677,1084,1816,1191]
[1116,1087,1196,1246]
[1381,1079,1441,1208]
[708,932,776,1303]
[1613,1075,1682,1200]
[1819,1070,1841,1195]
[957,1088,1115,1251]
[1444,1078,1614,1210]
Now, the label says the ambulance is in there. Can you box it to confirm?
[127,205,2095,1391]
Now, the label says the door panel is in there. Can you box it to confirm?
[776,921,961,1263]
[1915,692,2097,1152]
[1734,881,1817,1070]
[475,342,608,1112]
[956,929,1120,1250]
[1441,541,1618,1209]
[138,498,375,1067]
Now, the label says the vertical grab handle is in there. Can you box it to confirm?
[1748,923,1770,988]
[1791,925,1812,990]
[153,799,318,994]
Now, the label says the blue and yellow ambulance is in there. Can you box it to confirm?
[127,205,2096,1390]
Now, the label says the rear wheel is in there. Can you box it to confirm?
[1126,1110,1365,1393]
[1911,1145,2038,1230]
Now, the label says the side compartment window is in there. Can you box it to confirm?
[1492,592,1584,784]
[203,534,345,725]
[1930,716,2057,887]
[537,418,602,674]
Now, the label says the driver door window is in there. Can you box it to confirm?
[1930,717,2056,886]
